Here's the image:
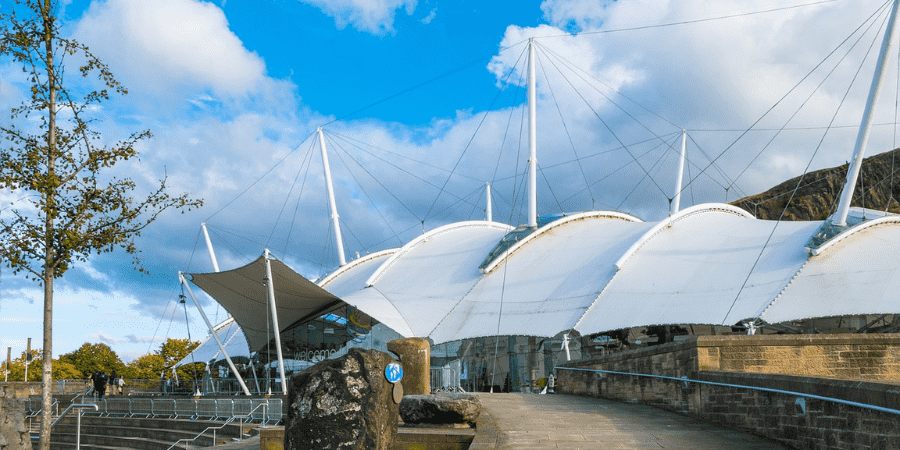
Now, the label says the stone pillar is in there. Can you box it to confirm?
[0,386,33,450]
[387,338,430,396]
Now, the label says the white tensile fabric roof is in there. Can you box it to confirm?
[175,318,249,367]
[188,203,900,347]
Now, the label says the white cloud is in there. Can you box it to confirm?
[420,8,436,25]
[74,0,267,99]
[299,0,417,35]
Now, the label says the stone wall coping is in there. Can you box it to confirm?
[699,371,900,411]
[563,333,900,370]
[695,333,900,346]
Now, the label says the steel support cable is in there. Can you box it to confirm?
[327,131,476,202]
[727,3,889,194]
[490,247,512,392]
[683,134,746,197]
[429,184,484,223]
[321,137,405,247]
[322,39,531,127]
[283,138,319,258]
[204,130,316,222]
[424,45,530,226]
[539,0,842,39]
[539,164,565,214]
[268,137,317,248]
[538,42,681,149]
[491,59,525,183]
[180,291,201,384]
[690,122,900,132]
[559,135,673,206]
[536,131,681,173]
[508,83,531,224]
[616,133,682,210]
[326,134,424,223]
[491,54,529,196]
[538,44,682,131]
[534,45,596,208]
[427,184,484,223]
[540,44,671,198]
[721,8,888,325]
[325,131,482,183]
[151,228,203,354]
[684,0,892,201]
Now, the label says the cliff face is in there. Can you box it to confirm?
[731,148,900,221]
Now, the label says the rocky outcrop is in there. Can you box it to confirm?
[284,348,400,450]
[732,147,900,220]
[399,393,481,427]
[0,386,33,450]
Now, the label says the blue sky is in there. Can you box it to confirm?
[2,0,899,363]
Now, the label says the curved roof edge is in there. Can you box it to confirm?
[365,220,514,287]
[481,211,643,275]
[318,248,398,288]
[613,203,754,271]
[807,215,900,256]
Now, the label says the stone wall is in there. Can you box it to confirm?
[557,334,900,450]
[699,372,900,449]
[696,334,900,380]
[0,386,33,450]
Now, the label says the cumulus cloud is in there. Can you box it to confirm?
[74,0,267,99]
[298,0,417,35]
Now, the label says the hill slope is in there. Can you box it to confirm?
[731,148,900,220]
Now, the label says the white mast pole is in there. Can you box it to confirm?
[200,223,220,273]
[318,127,347,266]
[671,130,687,215]
[264,249,288,391]
[527,37,538,227]
[486,182,493,222]
[178,272,250,396]
[834,0,900,226]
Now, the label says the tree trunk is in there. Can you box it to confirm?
[39,1,57,448]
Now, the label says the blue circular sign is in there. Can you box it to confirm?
[385,362,403,383]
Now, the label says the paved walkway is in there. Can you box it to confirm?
[470,393,787,450]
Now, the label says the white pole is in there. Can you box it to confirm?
[178,272,251,396]
[200,223,220,273]
[527,38,538,228]
[486,182,493,222]
[318,127,347,266]
[671,130,687,215]
[264,249,288,391]
[834,0,900,226]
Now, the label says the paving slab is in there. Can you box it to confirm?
[469,393,787,450]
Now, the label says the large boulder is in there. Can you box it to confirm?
[399,393,481,427]
[284,348,400,450]
[0,387,32,450]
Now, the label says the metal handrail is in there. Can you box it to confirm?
[165,402,269,450]
[555,366,900,416]
[51,403,99,450]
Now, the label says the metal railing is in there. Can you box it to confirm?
[52,403,99,450]
[57,397,283,423]
[165,402,269,450]
[431,361,464,392]
[24,399,58,433]
[555,366,900,416]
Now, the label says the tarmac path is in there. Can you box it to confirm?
[470,393,787,450]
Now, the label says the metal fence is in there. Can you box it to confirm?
[430,360,464,392]
[26,397,283,423]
